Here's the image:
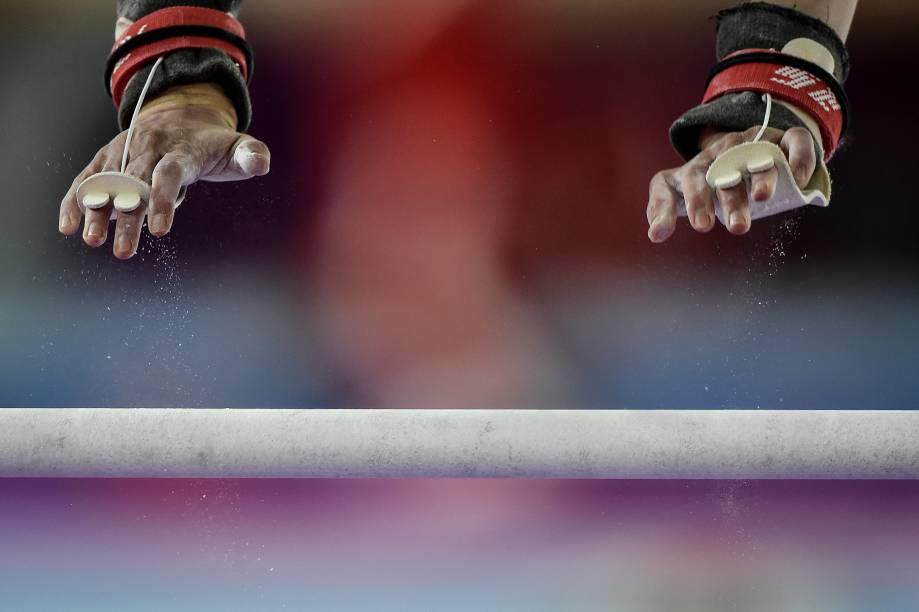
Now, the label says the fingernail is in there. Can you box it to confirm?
[729,211,747,231]
[59,212,71,232]
[150,213,167,236]
[694,211,711,229]
[236,146,255,163]
[117,233,132,254]
[236,146,270,175]
[87,220,104,240]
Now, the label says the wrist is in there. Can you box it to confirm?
[697,100,822,152]
[138,83,238,130]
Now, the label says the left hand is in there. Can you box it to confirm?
[646,125,818,243]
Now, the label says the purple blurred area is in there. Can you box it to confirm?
[1,2,918,409]
[2,478,919,611]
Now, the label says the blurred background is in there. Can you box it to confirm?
[2,478,919,611]
[2,2,919,611]
[2,0,918,409]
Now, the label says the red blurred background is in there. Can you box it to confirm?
[2,3,919,611]
[2,1,918,410]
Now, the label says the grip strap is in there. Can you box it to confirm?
[703,49,847,160]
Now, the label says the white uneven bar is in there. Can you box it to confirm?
[1,409,917,479]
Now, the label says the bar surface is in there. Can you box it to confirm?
[1,409,917,478]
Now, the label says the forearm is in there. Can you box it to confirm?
[766,0,857,40]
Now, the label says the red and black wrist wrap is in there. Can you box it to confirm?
[105,6,253,109]
[669,2,851,164]
[703,49,848,161]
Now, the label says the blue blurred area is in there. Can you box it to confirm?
[0,261,330,408]
[5,573,918,611]
[544,254,919,409]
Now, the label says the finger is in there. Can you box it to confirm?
[682,157,716,233]
[79,149,126,247]
[749,167,778,203]
[111,157,157,259]
[718,183,751,235]
[781,127,817,189]
[148,152,196,237]
[83,205,113,247]
[647,171,679,243]
[60,151,107,236]
[207,136,271,182]
[60,172,93,236]
[113,208,147,260]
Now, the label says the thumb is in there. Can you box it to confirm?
[231,136,271,179]
[204,135,272,183]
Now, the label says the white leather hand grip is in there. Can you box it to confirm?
[678,140,831,225]
[76,171,187,221]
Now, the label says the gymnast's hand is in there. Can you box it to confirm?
[646,125,817,243]
[58,83,271,260]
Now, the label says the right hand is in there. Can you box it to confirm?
[59,84,271,260]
